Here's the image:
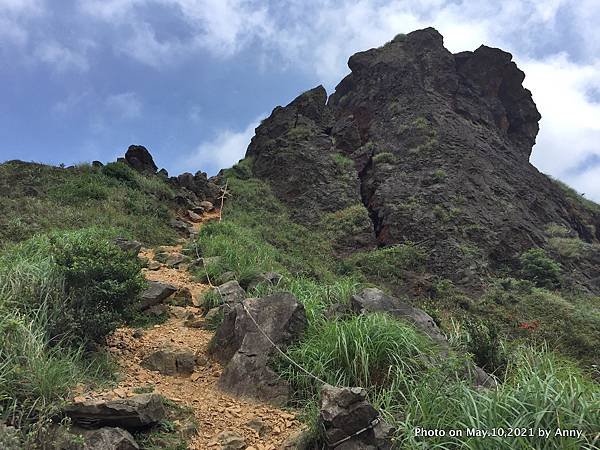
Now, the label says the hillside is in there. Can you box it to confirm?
[1,28,599,450]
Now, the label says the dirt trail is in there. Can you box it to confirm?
[78,211,305,449]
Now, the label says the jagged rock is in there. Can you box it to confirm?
[191,206,205,215]
[79,427,139,450]
[213,430,246,450]
[157,168,169,178]
[241,27,600,293]
[92,160,104,168]
[187,209,202,222]
[214,280,246,305]
[141,348,196,375]
[351,288,446,343]
[319,385,393,449]
[124,145,158,174]
[147,261,161,270]
[247,272,283,291]
[114,237,142,255]
[64,394,166,430]
[165,252,188,268]
[200,200,214,211]
[208,293,307,405]
[140,281,177,310]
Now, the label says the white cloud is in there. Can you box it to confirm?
[180,118,261,174]
[0,0,44,45]
[525,54,600,200]
[105,92,143,119]
[34,41,89,72]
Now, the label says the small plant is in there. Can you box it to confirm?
[372,152,396,165]
[432,169,446,182]
[519,248,561,289]
[101,161,139,186]
[346,243,427,280]
[331,153,354,171]
[548,236,590,258]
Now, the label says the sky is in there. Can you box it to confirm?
[1,0,599,201]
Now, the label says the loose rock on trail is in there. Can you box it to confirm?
[73,211,306,449]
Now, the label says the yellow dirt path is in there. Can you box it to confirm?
[76,211,305,449]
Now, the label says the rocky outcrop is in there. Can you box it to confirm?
[319,385,394,449]
[242,27,600,293]
[125,145,158,174]
[208,293,307,405]
[64,394,166,430]
[351,288,446,343]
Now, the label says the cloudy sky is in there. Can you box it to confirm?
[1,0,599,200]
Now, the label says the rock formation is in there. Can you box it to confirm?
[244,27,600,293]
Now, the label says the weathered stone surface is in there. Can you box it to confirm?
[80,427,139,450]
[320,385,393,449]
[187,209,202,222]
[351,288,446,343]
[208,293,307,405]
[169,306,194,320]
[147,261,161,270]
[200,200,214,211]
[141,348,196,375]
[215,280,246,305]
[114,237,142,255]
[125,145,158,174]
[241,27,600,293]
[213,430,246,450]
[64,394,166,430]
[165,252,188,268]
[140,281,177,310]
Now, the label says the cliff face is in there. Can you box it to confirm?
[244,28,600,292]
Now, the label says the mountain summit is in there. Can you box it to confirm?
[244,27,599,293]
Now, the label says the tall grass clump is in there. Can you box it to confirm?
[398,347,600,449]
[278,313,435,405]
[0,228,127,441]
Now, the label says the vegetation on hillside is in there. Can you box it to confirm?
[0,161,180,446]
[0,161,178,248]
[191,161,600,449]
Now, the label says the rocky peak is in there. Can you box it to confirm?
[125,145,158,174]
[242,27,599,293]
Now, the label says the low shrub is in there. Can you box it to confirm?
[372,152,396,165]
[519,248,561,289]
[1,228,145,344]
[344,243,427,281]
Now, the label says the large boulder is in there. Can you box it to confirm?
[208,293,307,405]
[319,385,393,449]
[351,288,446,343]
[139,281,177,310]
[113,237,142,255]
[124,145,158,174]
[64,394,166,430]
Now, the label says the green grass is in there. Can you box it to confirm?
[342,243,427,281]
[0,161,178,248]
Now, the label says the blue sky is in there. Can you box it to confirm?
[1,0,599,200]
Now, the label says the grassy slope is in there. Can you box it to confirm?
[192,161,600,449]
[0,161,182,446]
[0,160,178,248]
